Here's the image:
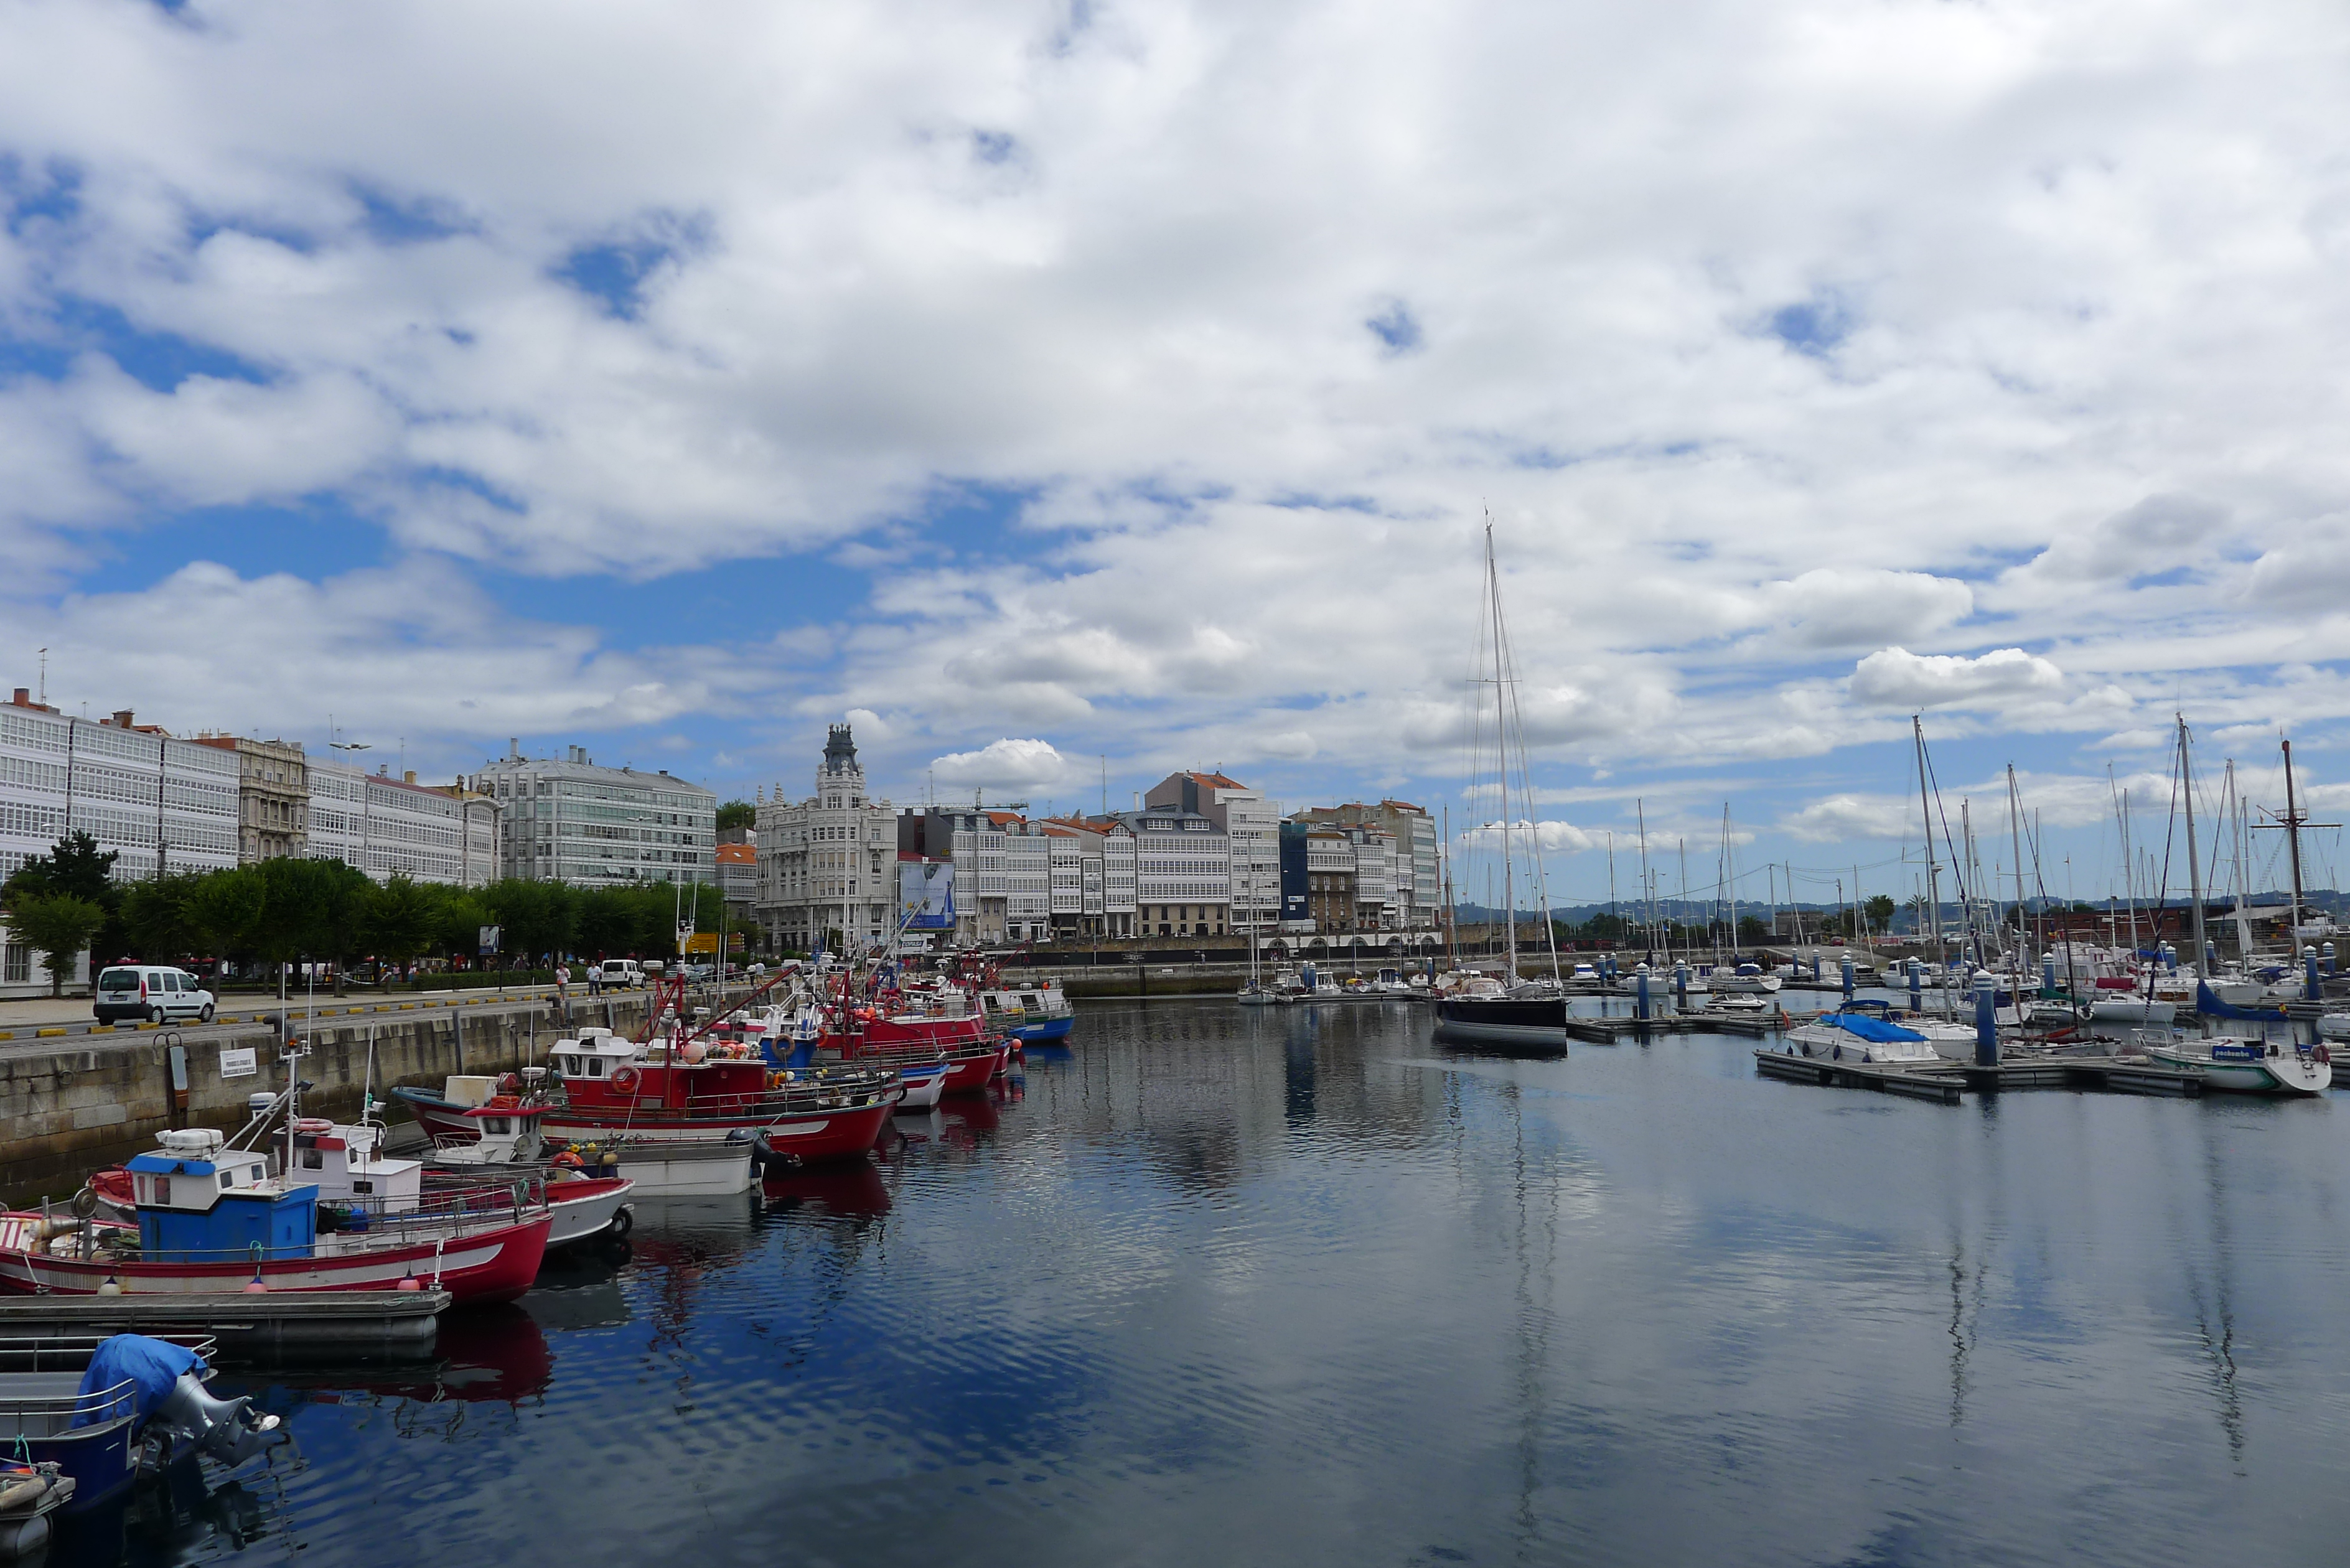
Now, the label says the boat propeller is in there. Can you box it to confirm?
[154,1373,286,1466]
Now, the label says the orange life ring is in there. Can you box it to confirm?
[612,1065,641,1091]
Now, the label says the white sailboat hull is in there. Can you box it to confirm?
[2145,1043,2332,1095]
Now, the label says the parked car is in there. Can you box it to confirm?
[595,959,644,989]
[93,965,215,1025]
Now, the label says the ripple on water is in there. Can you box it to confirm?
[128,1002,2350,1568]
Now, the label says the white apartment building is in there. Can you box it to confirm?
[466,744,713,889]
[1111,808,1232,936]
[1042,819,1138,939]
[0,692,238,884]
[754,726,897,952]
[1004,823,1052,942]
[1290,800,1439,928]
[1145,772,1282,929]
[310,758,499,886]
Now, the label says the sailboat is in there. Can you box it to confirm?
[1435,521,1571,1052]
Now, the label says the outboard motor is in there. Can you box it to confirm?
[153,1373,285,1466]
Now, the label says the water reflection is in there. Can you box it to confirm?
[80,998,2350,1567]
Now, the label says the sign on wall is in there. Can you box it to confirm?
[898,861,957,930]
[218,1047,258,1080]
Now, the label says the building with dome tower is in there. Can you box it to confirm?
[754,723,900,953]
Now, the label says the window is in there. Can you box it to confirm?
[300,1148,324,1169]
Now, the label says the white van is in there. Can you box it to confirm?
[93,965,216,1025]
[595,959,644,989]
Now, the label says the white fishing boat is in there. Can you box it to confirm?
[2143,1036,2331,1095]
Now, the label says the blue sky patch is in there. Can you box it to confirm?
[1769,294,1853,358]
[1366,301,1423,355]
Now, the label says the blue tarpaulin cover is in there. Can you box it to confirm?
[76,1333,205,1427]
[1824,1013,1928,1044]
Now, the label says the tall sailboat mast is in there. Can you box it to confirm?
[2179,716,2208,975]
[1483,520,1516,976]
[2283,738,2307,938]
[1912,716,1941,966]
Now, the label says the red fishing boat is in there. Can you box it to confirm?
[0,1128,548,1304]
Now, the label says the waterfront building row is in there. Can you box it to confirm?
[461,745,715,889]
[1,686,500,890]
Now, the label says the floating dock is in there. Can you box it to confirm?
[1753,1048,2206,1103]
[0,1288,447,1354]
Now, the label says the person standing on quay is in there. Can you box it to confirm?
[553,961,571,1024]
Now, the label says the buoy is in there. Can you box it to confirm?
[242,1269,269,1295]
[395,1269,422,1292]
[96,1274,123,1297]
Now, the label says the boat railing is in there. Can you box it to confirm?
[0,1333,217,1373]
[322,1177,551,1231]
[0,1374,141,1434]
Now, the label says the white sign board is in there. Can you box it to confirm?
[218,1047,258,1080]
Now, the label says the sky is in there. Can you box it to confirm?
[5,0,2350,910]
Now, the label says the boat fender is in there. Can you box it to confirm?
[2318,1043,2331,1065]
[612,1065,640,1091]
[1831,1044,1842,1062]
[609,1206,632,1237]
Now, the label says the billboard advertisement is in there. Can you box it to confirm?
[897,861,957,930]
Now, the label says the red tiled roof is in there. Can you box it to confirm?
[715,843,756,864]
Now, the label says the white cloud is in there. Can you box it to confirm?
[929,737,1070,790]
[1461,819,1597,854]
[1848,647,2065,709]
[1759,569,1974,650]
[4,0,2350,858]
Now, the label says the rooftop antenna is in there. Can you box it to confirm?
[1101,755,1107,816]
[36,648,45,705]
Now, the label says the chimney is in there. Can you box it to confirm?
[111,709,134,729]
[508,737,521,761]
[9,689,25,707]
[404,770,416,785]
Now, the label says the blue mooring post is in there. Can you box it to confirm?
[1974,977,1998,1066]
[2305,945,2321,1002]
[2203,940,2219,978]
[2326,942,2338,976]
[1810,954,1822,983]
[2043,953,2057,998]
[1674,961,1688,1008]
[1908,958,1923,1012]
[2160,942,2176,974]
[1840,954,1855,999]
[1635,964,1651,1020]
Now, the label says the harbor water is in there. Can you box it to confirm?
[64,997,2350,1567]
